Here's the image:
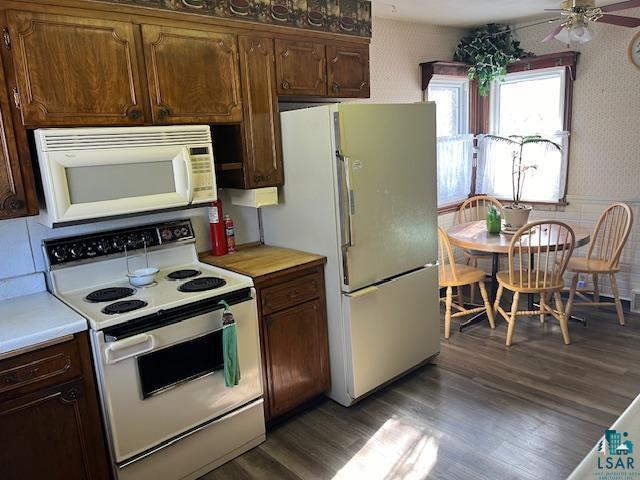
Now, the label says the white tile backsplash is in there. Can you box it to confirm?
[0,202,260,281]
[0,218,35,279]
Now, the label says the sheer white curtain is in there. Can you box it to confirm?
[476,132,569,203]
[437,134,474,206]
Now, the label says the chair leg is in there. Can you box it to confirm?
[445,286,453,339]
[555,291,571,345]
[565,273,579,320]
[593,273,599,304]
[506,292,519,347]
[554,291,564,314]
[478,281,495,329]
[494,284,504,314]
[610,274,625,326]
[539,293,548,323]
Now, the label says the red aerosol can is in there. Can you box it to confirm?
[224,214,236,253]
[209,200,227,256]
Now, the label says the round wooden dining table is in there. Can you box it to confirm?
[446,220,591,331]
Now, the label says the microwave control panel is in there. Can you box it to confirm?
[188,147,215,201]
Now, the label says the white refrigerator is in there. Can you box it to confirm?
[261,103,440,407]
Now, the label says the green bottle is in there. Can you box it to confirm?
[486,205,502,234]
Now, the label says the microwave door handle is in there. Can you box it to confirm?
[182,148,193,203]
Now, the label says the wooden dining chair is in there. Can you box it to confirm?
[564,203,633,326]
[494,221,575,346]
[455,195,504,227]
[455,195,503,303]
[438,227,495,339]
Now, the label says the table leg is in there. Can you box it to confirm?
[460,253,500,332]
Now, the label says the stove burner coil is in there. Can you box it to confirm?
[101,300,148,315]
[86,287,135,303]
[178,277,227,293]
[167,269,201,280]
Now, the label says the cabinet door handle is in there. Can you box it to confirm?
[129,109,141,120]
[159,107,170,118]
[281,80,290,90]
[332,82,340,93]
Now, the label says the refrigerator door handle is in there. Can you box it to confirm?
[338,153,356,247]
[425,260,440,267]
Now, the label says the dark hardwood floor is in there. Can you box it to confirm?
[204,303,640,480]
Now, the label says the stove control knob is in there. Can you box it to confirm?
[181,227,189,237]
[161,229,172,242]
[127,234,140,248]
[69,244,85,258]
[51,246,68,262]
[96,239,109,254]
[112,237,124,251]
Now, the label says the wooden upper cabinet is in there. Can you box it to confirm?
[327,44,370,98]
[142,25,242,124]
[275,39,326,96]
[0,49,32,219]
[7,10,147,126]
[238,36,283,188]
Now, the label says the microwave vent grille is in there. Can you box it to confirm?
[38,127,212,151]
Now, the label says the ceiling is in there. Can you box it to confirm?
[370,0,634,27]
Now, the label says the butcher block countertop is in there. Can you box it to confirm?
[200,244,326,281]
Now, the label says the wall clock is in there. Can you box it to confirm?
[630,31,640,70]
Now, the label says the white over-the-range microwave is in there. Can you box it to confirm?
[34,125,217,228]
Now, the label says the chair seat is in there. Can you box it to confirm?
[439,264,486,287]
[565,256,618,274]
[496,270,563,293]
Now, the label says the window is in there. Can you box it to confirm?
[476,67,570,203]
[427,76,473,207]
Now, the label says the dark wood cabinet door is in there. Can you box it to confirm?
[0,378,110,480]
[326,44,370,98]
[238,36,283,188]
[142,25,242,124]
[275,39,326,96]
[0,49,31,218]
[264,298,330,417]
[7,10,147,126]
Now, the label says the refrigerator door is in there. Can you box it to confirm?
[335,103,438,292]
[343,266,440,401]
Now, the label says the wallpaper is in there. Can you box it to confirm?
[514,8,640,201]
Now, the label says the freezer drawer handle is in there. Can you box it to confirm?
[346,286,378,298]
[104,333,156,364]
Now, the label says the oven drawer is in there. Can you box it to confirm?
[261,272,322,315]
[0,339,81,398]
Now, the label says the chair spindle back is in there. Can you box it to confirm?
[437,227,458,282]
[508,221,575,289]
[587,203,633,269]
[456,195,503,224]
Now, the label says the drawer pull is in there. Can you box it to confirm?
[4,373,18,384]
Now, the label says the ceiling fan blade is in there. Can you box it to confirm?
[543,24,566,42]
[597,13,640,27]
[600,0,640,13]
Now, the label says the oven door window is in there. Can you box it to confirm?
[137,330,224,399]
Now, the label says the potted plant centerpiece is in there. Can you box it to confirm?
[482,134,562,231]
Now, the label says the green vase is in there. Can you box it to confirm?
[486,206,502,234]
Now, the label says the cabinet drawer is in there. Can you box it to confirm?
[261,272,322,315]
[0,340,81,397]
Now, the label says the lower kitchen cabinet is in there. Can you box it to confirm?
[264,297,329,418]
[202,246,330,421]
[0,334,111,480]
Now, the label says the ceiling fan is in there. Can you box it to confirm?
[541,0,640,44]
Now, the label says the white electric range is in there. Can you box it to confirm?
[44,219,265,480]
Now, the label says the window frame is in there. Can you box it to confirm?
[427,75,470,138]
[420,52,579,212]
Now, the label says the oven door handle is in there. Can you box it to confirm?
[104,333,156,364]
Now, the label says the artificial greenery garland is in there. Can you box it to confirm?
[453,23,531,96]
